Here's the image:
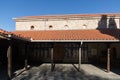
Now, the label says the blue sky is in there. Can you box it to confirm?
[0,0,120,31]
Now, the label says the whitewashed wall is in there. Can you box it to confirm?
[15,17,120,30]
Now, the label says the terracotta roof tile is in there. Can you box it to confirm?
[0,29,12,35]
[0,29,29,40]
[13,29,120,41]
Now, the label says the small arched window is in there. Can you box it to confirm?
[65,25,68,27]
[49,25,53,29]
[64,25,69,29]
[30,26,34,30]
[82,24,87,29]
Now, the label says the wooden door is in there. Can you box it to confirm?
[53,43,64,62]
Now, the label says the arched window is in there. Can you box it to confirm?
[30,26,34,30]
[64,25,69,29]
[65,25,68,27]
[49,25,53,29]
[82,24,87,29]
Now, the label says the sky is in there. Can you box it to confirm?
[0,0,120,31]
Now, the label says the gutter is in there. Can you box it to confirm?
[30,39,120,42]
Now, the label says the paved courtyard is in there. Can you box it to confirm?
[12,64,120,80]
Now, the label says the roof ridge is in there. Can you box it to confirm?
[14,13,120,19]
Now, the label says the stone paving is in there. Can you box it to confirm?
[12,64,120,80]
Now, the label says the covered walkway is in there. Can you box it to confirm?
[1,29,120,79]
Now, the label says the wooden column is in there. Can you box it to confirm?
[107,44,110,73]
[7,43,12,80]
[25,43,28,70]
[78,42,82,71]
[51,44,54,71]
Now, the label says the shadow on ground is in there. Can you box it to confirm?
[12,64,119,80]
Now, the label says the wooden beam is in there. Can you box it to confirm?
[7,44,12,80]
[0,35,9,39]
[107,45,110,73]
[78,42,82,71]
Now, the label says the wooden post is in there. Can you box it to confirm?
[78,42,82,71]
[107,44,110,73]
[51,44,54,71]
[25,43,28,70]
[7,44,12,80]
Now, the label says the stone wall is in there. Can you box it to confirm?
[15,16,120,30]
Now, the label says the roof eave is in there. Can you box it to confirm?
[8,34,31,42]
[30,40,120,42]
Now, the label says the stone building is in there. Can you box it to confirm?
[14,14,120,30]
[1,13,120,79]
[13,14,120,64]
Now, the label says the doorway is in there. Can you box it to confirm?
[53,43,64,62]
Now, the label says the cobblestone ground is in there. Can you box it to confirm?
[12,64,120,80]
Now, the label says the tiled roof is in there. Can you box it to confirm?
[0,29,12,35]
[0,29,29,40]
[13,29,120,41]
[16,13,120,19]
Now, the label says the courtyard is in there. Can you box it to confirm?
[12,64,120,80]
